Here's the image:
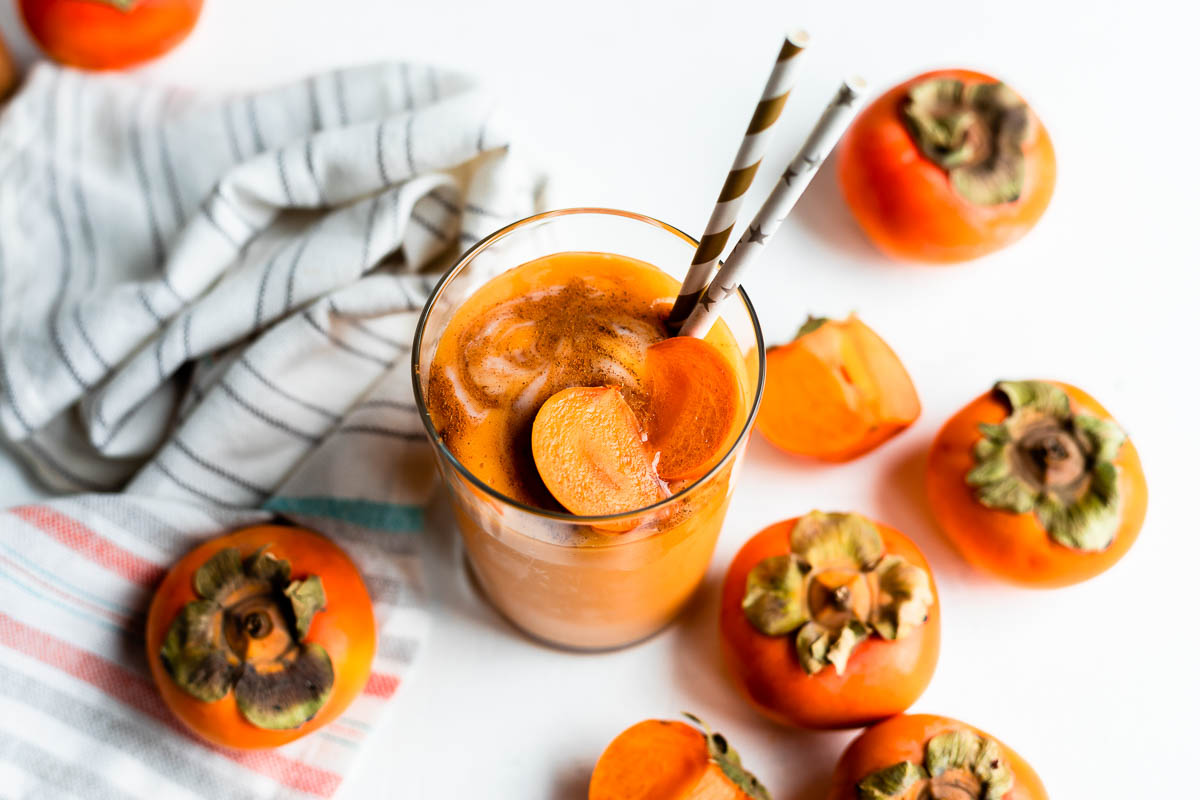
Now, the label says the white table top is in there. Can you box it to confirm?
[1,1,1195,797]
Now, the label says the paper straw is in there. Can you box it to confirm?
[678,76,868,339]
[665,29,810,330]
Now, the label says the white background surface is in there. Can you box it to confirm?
[2,1,1198,797]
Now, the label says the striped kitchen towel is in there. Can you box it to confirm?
[0,62,546,798]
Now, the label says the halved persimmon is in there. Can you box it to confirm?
[827,714,1047,800]
[757,315,919,461]
[646,336,741,481]
[589,714,770,800]
[927,380,1147,587]
[531,386,665,517]
[145,525,375,749]
[719,512,939,730]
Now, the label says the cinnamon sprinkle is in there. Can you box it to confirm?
[426,274,669,508]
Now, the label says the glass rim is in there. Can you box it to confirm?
[410,207,767,524]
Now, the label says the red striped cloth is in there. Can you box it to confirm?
[0,495,421,800]
[0,60,545,800]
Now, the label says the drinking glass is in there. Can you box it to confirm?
[412,208,765,650]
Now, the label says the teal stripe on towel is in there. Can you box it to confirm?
[263,497,424,532]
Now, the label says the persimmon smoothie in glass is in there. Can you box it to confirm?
[413,209,764,650]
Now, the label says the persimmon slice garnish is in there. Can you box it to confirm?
[645,336,740,481]
[531,386,665,517]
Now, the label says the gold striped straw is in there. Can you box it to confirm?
[666,29,810,330]
[679,77,868,339]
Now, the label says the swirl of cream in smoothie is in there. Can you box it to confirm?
[452,278,667,424]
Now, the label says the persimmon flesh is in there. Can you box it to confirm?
[531,386,665,516]
[646,336,741,481]
[757,316,919,461]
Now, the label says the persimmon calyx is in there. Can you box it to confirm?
[795,315,829,338]
[681,713,772,800]
[159,547,335,730]
[903,78,1029,205]
[857,729,1014,800]
[741,512,933,675]
[967,380,1126,551]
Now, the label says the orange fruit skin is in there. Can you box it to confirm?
[719,519,940,730]
[20,0,203,71]
[589,720,706,800]
[926,382,1147,588]
[826,714,1048,800]
[589,719,751,800]
[145,525,376,749]
[757,316,920,462]
[837,69,1056,264]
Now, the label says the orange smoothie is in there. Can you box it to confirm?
[424,251,753,648]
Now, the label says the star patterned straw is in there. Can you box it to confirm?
[666,29,810,330]
[678,76,868,338]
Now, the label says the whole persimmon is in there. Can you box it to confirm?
[758,315,920,461]
[589,714,770,800]
[719,512,939,730]
[827,714,1047,800]
[145,525,375,749]
[20,0,203,71]
[927,380,1147,588]
[838,69,1056,263]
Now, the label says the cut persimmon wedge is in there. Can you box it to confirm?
[531,386,665,517]
[646,337,741,481]
[758,315,920,461]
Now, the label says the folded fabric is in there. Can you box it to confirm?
[0,62,546,799]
